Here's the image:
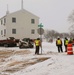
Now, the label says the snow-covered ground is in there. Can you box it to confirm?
[0,40,74,75]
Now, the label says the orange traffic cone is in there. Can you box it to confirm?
[67,44,73,55]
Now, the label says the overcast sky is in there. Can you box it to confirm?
[0,0,74,33]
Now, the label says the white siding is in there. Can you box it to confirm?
[0,18,6,40]
[5,9,39,39]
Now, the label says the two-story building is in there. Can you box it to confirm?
[0,9,39,39]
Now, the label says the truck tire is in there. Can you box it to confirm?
[19,45,22,49]
[4,44,8,47]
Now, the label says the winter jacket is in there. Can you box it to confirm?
[64,39,68,46]
[56,39,62,46]
[35,40,41,46]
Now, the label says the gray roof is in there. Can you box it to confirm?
[0,9,39,19]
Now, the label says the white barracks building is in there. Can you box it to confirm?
[0,1,39,40]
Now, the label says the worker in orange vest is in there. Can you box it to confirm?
[56,37,63,53]
[35,38,41,55]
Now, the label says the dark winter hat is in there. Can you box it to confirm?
[65,37,67,40]
[37,38,40,40]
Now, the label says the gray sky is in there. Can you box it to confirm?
[0,0,74,33]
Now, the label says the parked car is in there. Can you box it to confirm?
[19,38,34,48]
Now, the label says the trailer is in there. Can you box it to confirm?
[19,38,34,48]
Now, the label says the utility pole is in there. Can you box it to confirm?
[38,23,44,54]
[6,4,9,15]
[21,0,23,10]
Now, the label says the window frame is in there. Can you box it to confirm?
[12,17,16,23]
[31,19,35,24]
[1,20,3,25]
[1,30,3,35]
[31,29,35,34]
[12,29,16,34]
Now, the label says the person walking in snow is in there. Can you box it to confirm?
[64,37,68,52]
[56,37,63,53]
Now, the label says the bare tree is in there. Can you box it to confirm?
[68,10,74,23]
[44,29,71,41]
[68,10,74,34]
[44,29,60,41]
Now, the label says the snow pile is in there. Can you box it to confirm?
[0,40,74,75]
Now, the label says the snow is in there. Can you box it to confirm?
[0,40,74,75]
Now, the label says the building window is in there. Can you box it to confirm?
[31,29,35,34]
[4,29,6,35]
[1,20,3,25]
[1,30,3,35]
[4,18,6,25]
[12,17,16,23]
[12,29,16,34]
[31,19,35,24]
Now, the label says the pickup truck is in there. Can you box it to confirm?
[0,38,19,47]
